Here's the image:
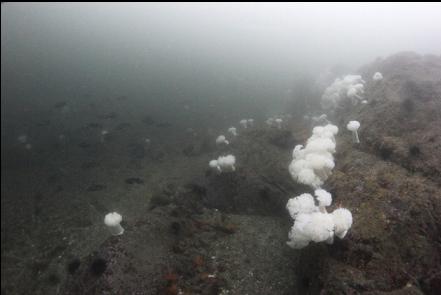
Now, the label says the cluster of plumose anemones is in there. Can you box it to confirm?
[102,70,384,247]
[321,74,366,110]
[287,123,353,249]
[289,124,338,188]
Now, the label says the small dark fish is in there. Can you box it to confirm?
[142,116,156,125]
[37,120,51,127]
[156,122,172,128]
[86,122,102,129]
[78,142,91,149]
[53,102,67,109]
[87,184,106,192]
[125,177,144,185]
[116,96,128,101]
[99,112,117,119]
[81,161,99,169]
[115,122,131,130]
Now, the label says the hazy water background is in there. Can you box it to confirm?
[2,3,441,143]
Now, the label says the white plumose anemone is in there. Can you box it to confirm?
[289,124,338,189]
[209,155,236,173]
[215,135,229,145]
[304,212,335,243]
[286,193,317,219]
[266,117,275,127]
[104,212,124,236]
[287,211,335,249]
[314,189,332,211]
[373,72,383,81]
[217,155,236,172]
[286,190,353,249]
[332,208,353,239]
[228,127,237,137]
[347,120,361,143]
[209,160,220,172]
[321,74,365,109]
[239,119,248,129]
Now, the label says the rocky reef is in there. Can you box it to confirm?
[2,52,440,295]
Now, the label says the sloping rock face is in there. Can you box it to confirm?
[306,52,441,294]
[340,52,441,183]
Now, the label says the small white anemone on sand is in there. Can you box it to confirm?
[104,212,124,236]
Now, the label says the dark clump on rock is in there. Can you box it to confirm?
[401,97,415,113]
[47,273,61,285]
[184,182,207,196]
[182,136,213,157]
[379,145,393,160]
[409,145,421,157]
[89,258,107,276]
[267,130,297,149]
[67,258,81,275]
[182,144,196,157]
[149,193,172,209]
[170,222,181,235]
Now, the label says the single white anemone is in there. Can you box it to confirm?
[346,121,361,143]
[104,212,124,236]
